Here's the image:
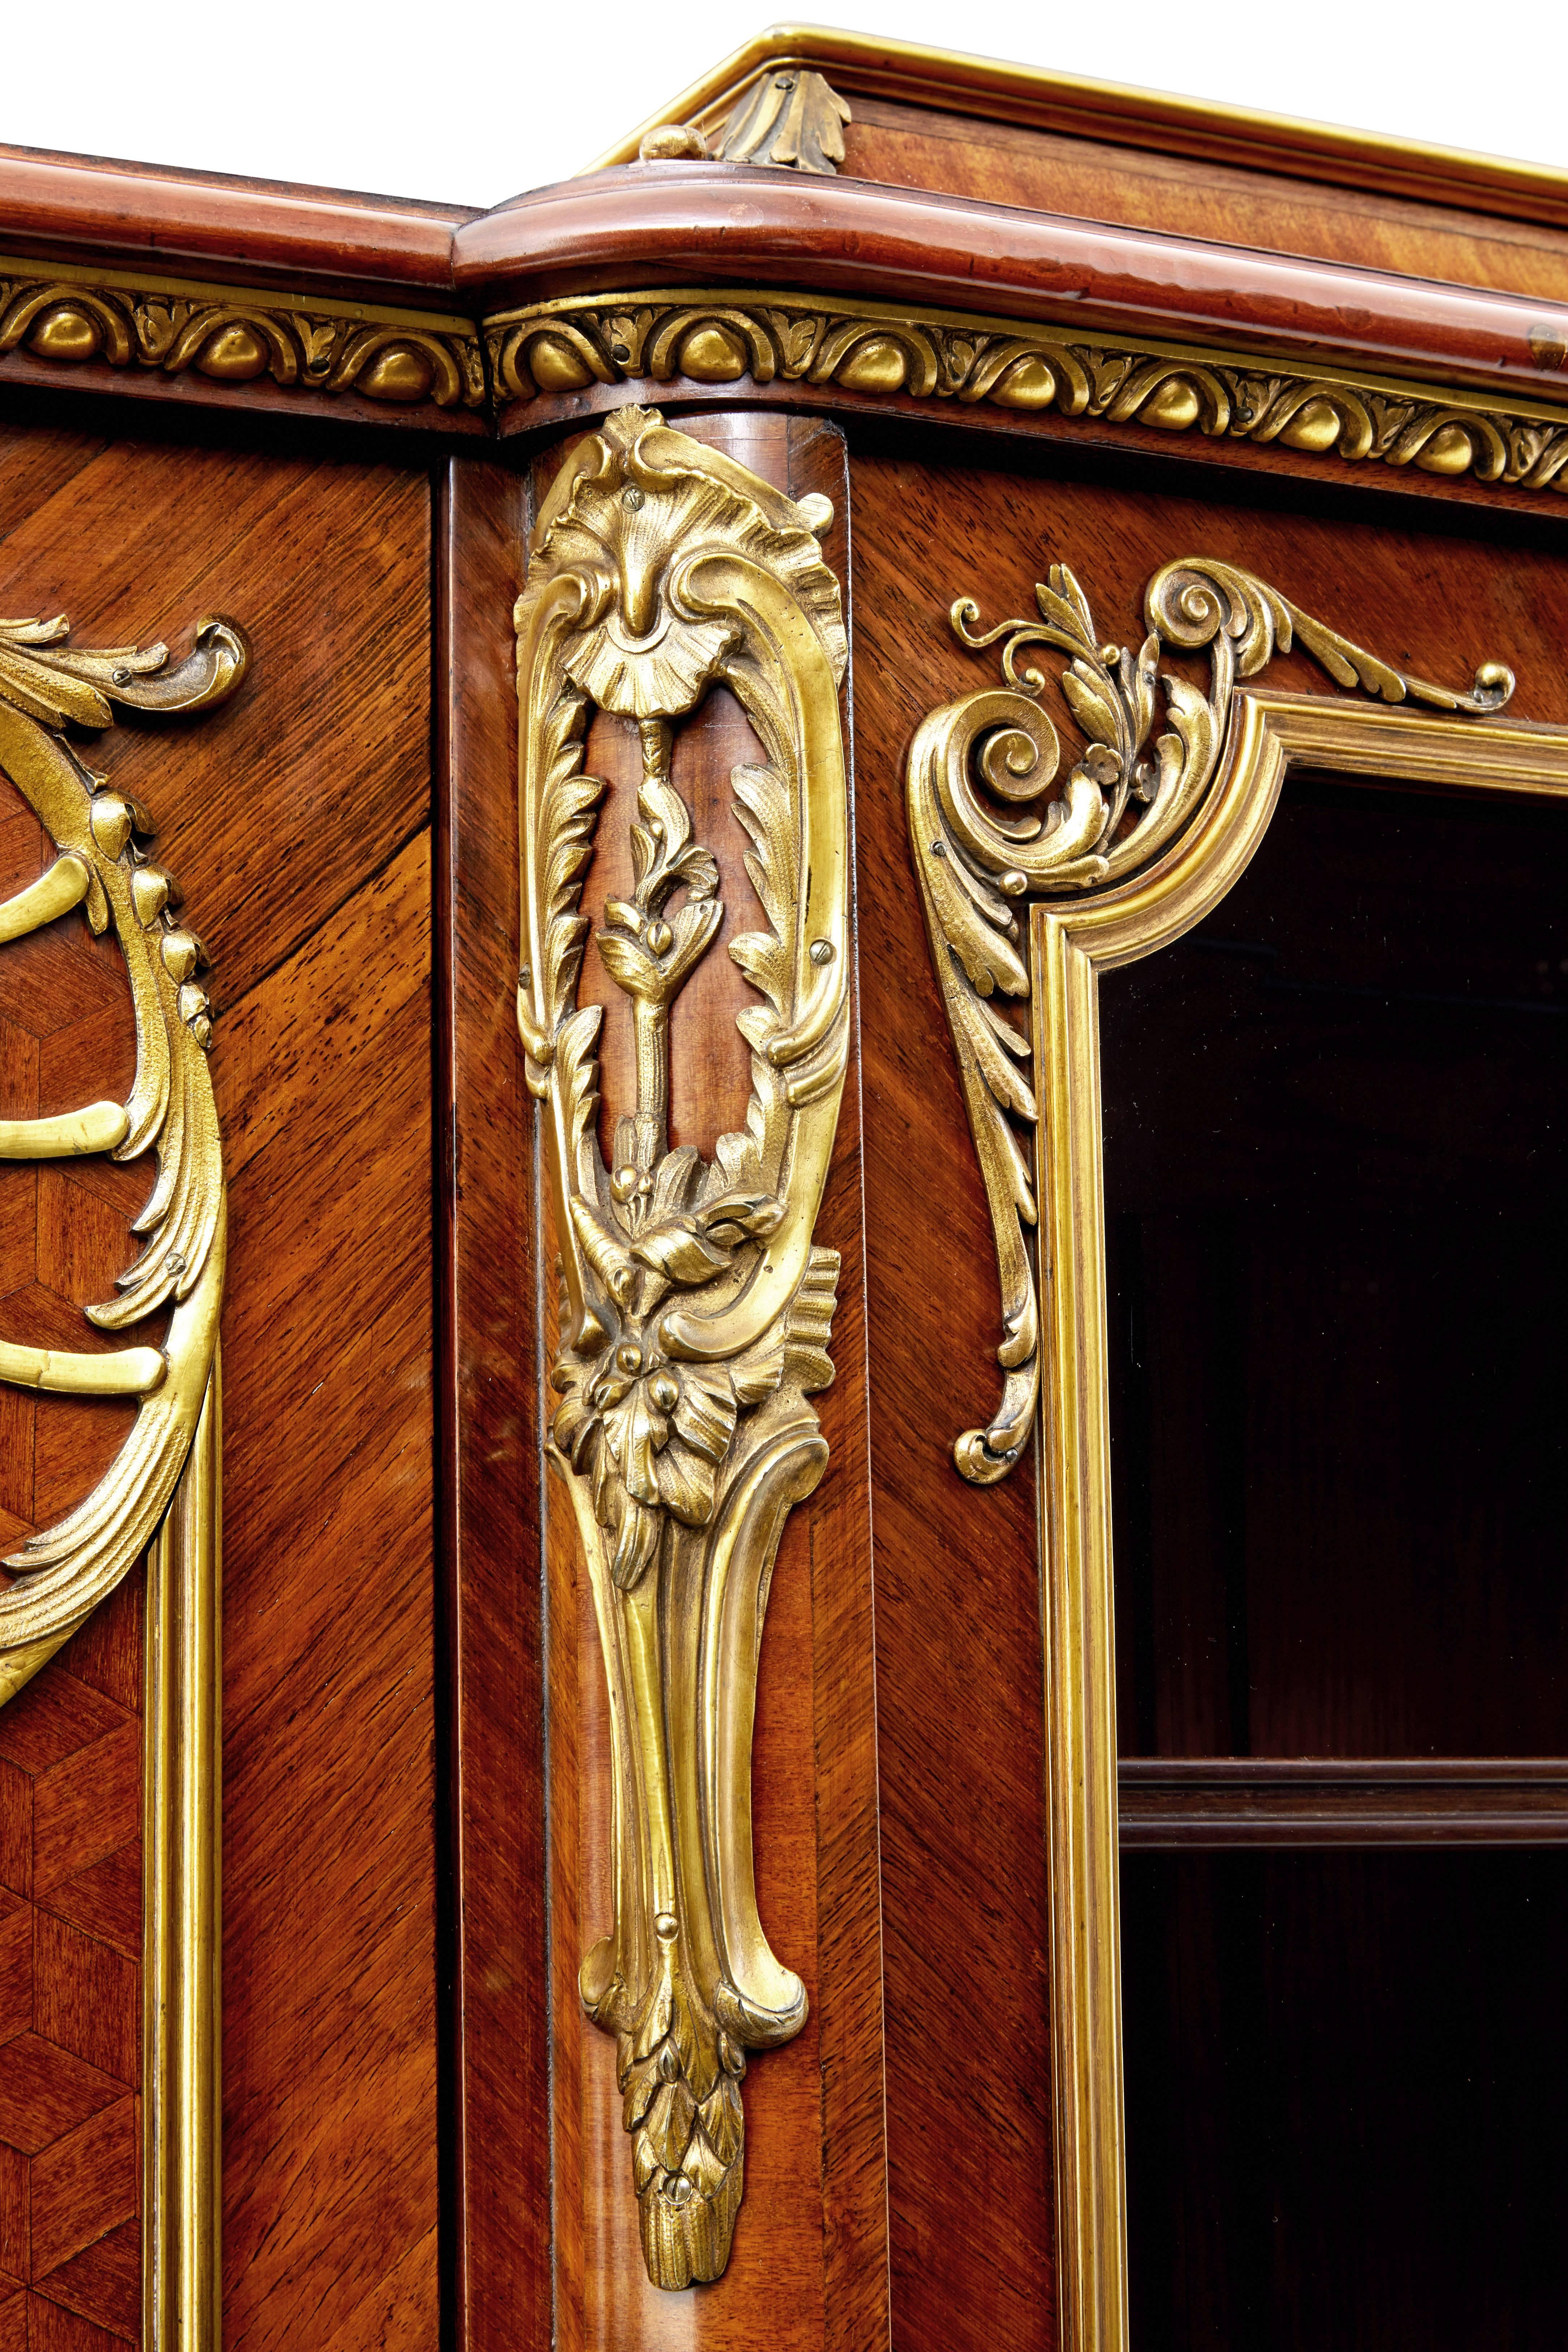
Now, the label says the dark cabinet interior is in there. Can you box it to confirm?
[1103,772,1568,2346]
[1122,1847,1568,2352]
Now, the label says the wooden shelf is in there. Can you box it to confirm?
[1118,1758,1568,1848]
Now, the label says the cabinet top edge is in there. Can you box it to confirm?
[588,25,1568,234]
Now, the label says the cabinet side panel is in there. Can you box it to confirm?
[0,416,439,2352]
[437,453,554,2351]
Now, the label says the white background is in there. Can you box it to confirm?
[1,1,1562,210]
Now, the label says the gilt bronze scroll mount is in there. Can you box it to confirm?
[0,604,244,2351]
[907,557,1515,1486]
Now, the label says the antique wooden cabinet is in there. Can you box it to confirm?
[0,28,1565,2352]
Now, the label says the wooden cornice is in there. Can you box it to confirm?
[1,120,1566,490]
[458,165,1568,402]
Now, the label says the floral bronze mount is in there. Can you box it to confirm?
[0,598,244,2352]
[516,405,848,2288]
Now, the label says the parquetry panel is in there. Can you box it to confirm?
[0,1575,142,2343]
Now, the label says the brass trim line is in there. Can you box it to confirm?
[486,289,1568,495]
[144,1357,223,2352]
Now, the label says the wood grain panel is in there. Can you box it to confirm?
[842,98,1568,305]
[0,426,432,1000]
[219,832,436,2352]
[0,1577,142,2345]
[435,453,552,2352]
[0,659,160,2345]
[785,418,891,2352]
[847,435,1057,2352]
[845,421,1568,741]
[0,413,441,2351]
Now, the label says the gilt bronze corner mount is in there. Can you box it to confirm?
[516,406,848,2287]
[907,557,1514,1486]
[638,66,850,169]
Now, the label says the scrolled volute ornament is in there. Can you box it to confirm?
[0,607,246,1701]
[908,554,1514,1485]
[517,406,848,2289]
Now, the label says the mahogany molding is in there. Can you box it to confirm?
[0,143,470,300]
[1119,1759,1568,1848]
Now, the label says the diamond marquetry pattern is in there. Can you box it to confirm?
[0,777,147,2347]
[0,1576,141,2347]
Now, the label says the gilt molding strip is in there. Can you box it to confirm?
[145,1357,223,2351]
[7,247,1568,488]
[517,406,850,2287]
[488,288,1568,494]
[0,249,485,413]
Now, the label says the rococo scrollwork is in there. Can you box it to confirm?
[907,558,1515,1483]
[517,406,849,2287]
[0,600,241,2351]
[0,608,244,1697]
